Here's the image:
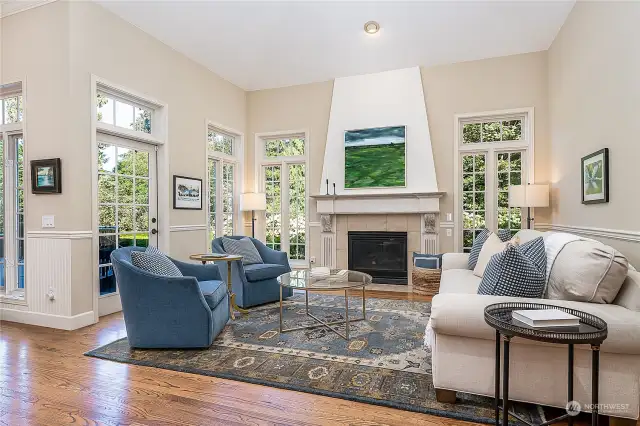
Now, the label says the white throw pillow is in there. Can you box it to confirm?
[473,233,509,278]
[546,240,629,303]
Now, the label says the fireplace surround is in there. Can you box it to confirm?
[348,231,408,284]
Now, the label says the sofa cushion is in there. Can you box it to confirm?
[613,270,640,311]
[244,263,288,282]
[513,229,547,245]
[131,246,183,277]
[198,280,228,310]
[431,292,640,355]
[222,237,264,265]
[468,229,512,270]
[478,237,546,298]
[439,269,481,294]
[546,239,628,304]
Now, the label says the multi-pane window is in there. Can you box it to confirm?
[0,83,26,294]
[264,165,281,251]
[462,119,522,144]
[15,136,24,289]
[261,135,306,262]
[222,163,234,236]
[461,153,486,252]
[497,152,523,236]
[457,111,530,252]
[2,95,23,124]
[208,130,234,156]
[97,92,152,134]
[207,127,238,241]
[207,158,217,241]
[265,137,305,157]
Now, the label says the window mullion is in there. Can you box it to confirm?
[216,160,223,238]
[5,138,16,293]
[281,161,290,256]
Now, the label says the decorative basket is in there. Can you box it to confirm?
[412,267,441,296]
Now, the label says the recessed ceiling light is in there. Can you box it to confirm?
[364,21,380,35]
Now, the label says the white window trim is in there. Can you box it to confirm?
[0,79,27,304]
[91,75,170,322]
[453,107,535,252]
[204,121,244,243]
[255,130,310,267]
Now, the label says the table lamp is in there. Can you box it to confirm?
[241,192,266,238]
[508,184,549,229]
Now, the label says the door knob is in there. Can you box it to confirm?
[151,229,158,235]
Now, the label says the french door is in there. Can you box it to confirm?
[97,134,158,316]
[262,162,306,262]
[460,149,526,252]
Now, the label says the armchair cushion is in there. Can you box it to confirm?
[131,246,183,277]
[222,237,264,265]
[198,280,228,310]
[244,263,288,282]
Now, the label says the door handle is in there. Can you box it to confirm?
[151,229,158,235]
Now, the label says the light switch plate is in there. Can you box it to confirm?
[42,215,55,228]
[446,213,453,222]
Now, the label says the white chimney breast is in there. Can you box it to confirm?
[320,67,439,196]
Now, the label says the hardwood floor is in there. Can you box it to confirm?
[0,290,634,426]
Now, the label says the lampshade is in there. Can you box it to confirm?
[240,192,266,211]
[508,184,549,208]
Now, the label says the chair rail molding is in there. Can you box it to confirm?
[26,230,93,239]
[169,224,208,232]
[535,223,640,243]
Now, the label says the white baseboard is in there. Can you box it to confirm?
[1,308,96,330]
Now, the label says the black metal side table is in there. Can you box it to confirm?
[484,302,608,426]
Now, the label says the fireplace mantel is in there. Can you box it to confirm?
[311,192,444,215]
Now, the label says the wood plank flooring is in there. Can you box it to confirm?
[0,290,634,426]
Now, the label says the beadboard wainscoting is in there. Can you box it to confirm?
[0,231,95,330]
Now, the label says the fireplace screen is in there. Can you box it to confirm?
[348,231,408,284]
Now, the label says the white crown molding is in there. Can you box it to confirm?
[0,0,57,18]
[0,308,95,331]
[535,223,640,243]
[169,224,208,232]
[26,230,93,239]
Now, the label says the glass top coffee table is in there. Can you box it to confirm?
[277,268,372,340]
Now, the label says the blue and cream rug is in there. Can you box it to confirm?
[86,293,543,424]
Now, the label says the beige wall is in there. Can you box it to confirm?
[246,52,550,257]
[2,1,246,316]
[548,1,640,265]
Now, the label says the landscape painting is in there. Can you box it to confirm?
[581,148,609,204]
[173,175,203,210]
[344,125,406,189]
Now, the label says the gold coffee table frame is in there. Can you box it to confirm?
[189,254,248,320]
[277,269,372,340]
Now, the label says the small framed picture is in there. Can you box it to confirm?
[173,175,202,210]
[31,158,62,194]
[581,148,609,204]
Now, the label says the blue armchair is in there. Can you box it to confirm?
[110,247,230,349]
[212,236,293,308]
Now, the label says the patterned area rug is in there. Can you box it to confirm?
[86,293,543,424]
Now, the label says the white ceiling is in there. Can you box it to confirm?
[101,1,572,90]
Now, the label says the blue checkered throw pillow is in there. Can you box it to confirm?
[477,237,546,298]
[222,237,264,265]
[468,229,512,269]
[131,246,183,277]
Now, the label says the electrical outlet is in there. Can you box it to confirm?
[47,287,55,301]
[42,215,55,228]
[446,229,452,237]
[310,256,316,264]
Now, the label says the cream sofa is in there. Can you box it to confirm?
[429,242,640,420]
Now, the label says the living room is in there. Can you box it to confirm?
[0,0,638,425]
